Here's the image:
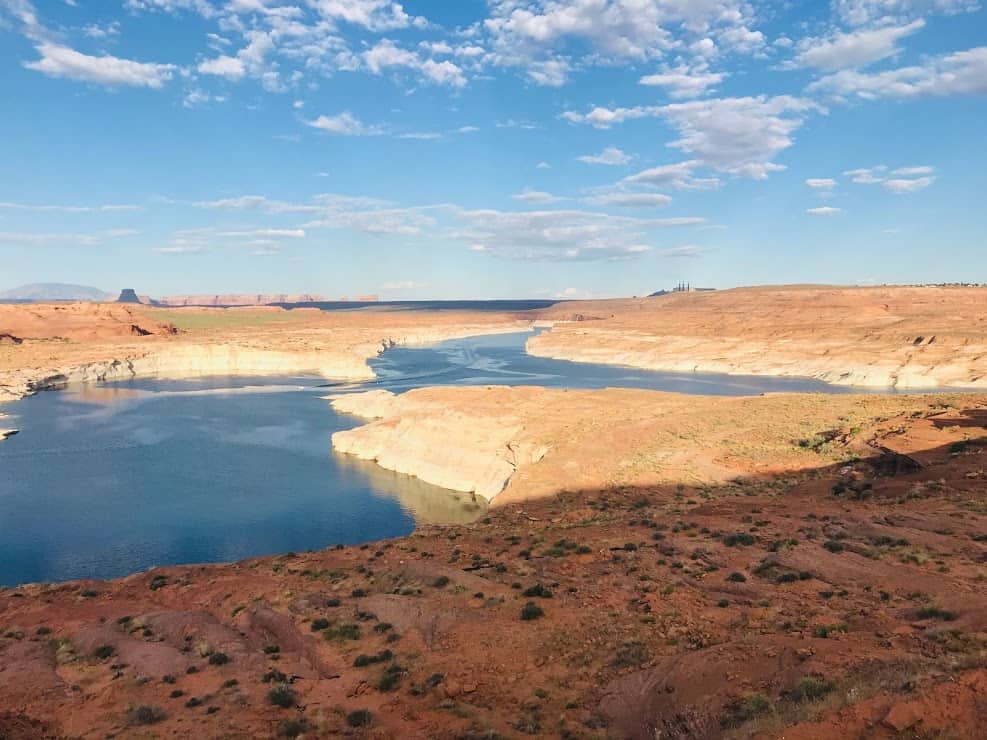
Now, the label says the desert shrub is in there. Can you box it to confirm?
[375,664,405,692]
[277,719,310,738]
[353,649,393,667]
[310,617,330,631]
[432,575,451,588]
[323,622,361,641]
[346,709,373,728]
[208,652,230,666]
[127,705,165,725]
[917,606,957,621]
[262,669,288,684]
[522,584,553,598]
[720,694,772,727]
[268,684,297,708]
[823,540,845,553]
[788,677,833,702]
[723,533,756,547]
[520,602,544,621]
[812,624,848,638]
[611,642,649,668]
[93,644,115,660]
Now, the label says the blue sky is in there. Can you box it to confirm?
[0,0,985,299]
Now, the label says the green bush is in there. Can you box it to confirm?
[127,705,166,725]
[346,709,373,728]
[788,677,833,702]
[268,684,297,708]
[520,602,544,621]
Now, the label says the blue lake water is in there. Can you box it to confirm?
[0,330,858,587]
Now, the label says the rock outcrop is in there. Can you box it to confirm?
[116,288,142,304]
[528,286,987,389]
[329,385,971,504]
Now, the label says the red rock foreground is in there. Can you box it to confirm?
[1,393,985,738]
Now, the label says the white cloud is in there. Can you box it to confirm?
[421,58,466,87]
[582,192,672,208]
[0,201,143,213]
[792,20,925,70]
[563,96,817,179]
[380,279,424,291]
[577,147,632,166]
[806,178,837,190]
[639,66,725,98]
[0,231,100,247]
[305,111,382,136]
[216,228,306,238]
[82,21,121,39]
[808,45,987,100]
[622,160,720,190]
[308,0,426,32]
[536,161,551,169]
[835,0,979,26]
[844,165,937,192]
[881,176,935,193]
[363,39,417,74]
[397,132,444,140]
[24,42,176,88]
[845,165,887,184]
[513,189,561,203]
[454,207,704,261]
[806,206,843,216]
[198,54,245,80]
[657,245,708,257]
[362,40,467,87]
[526,58,569,86]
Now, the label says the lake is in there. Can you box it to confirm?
[0,330,855,587]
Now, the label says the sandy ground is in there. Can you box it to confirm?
[528,285,987,388]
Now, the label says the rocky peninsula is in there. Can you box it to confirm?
[527,286,987,389]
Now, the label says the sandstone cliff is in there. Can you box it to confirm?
[528,286,987,389]
[157,294,327,307]
[329,385,967,504]
[0,302,533,403]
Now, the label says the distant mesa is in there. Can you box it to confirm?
[116,288,142,304]
[155,294,379,307]
[0,283,112,302]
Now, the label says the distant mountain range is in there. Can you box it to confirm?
[0,283,112,302]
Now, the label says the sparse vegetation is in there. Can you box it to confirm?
[520,602,544,621]
[268,684,296,708]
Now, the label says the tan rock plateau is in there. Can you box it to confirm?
[528,285,987,388]
[0,302,533,403]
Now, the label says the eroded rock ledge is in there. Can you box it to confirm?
[329,385,974,504]
[526,286,987,389]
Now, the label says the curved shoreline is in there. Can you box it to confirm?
[0,322,536,406]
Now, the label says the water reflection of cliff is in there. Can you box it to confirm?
[335,455,487,525]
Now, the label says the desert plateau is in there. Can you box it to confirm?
[1,288,986,739]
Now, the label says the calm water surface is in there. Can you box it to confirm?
[0,331,854,587]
